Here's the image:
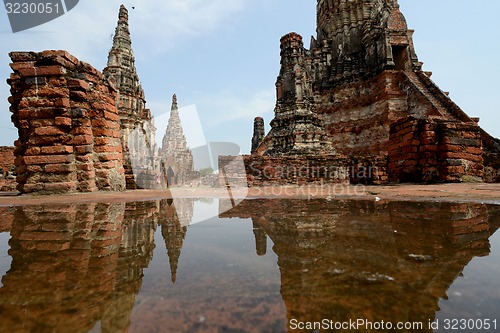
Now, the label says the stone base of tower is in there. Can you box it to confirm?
[232,68,500,185]
[219,155,389,187]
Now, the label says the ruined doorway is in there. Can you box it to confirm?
[167,167,175,187]
[392,45,409,70]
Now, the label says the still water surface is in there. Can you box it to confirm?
[0,198,499,332]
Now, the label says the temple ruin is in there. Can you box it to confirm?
[5,2,500,194]
[103,5,159,189]
[160,95,195,187]
[221,0,500,185]
[6,5,196,194]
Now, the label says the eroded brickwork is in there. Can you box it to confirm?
[8,51,125,194]
[388,117,484,183]
[219,155,388,186]
[0,146,16,191]
[0,202,156,332]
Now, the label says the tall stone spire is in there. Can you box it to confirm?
[104,4,157,189]
[160,95,194,186]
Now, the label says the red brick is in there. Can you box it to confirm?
[34,126,66,136]
[43,182,77,193]
[71,126,93,136]
[25,147,42,156]
[40,145,73,155]
[94,145,118,153]
[45,164,75,173]
[76,155,93,163]
[31,119,55,127]
[465,147,483,155]
[77,163,93,171]
[18,65,67,77]
[103,111,119,122]
[75,145,93,154]
[92,128,114,137]
[24,155,73,165]
[70,135,93,145]
[67,78,90,90]
[55,117,72,126]
[94,138,113,146]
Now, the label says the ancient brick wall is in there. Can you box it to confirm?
[484,152,500,183]
[388,117,483,183]
[0,146,16,191]
[0,146,15,176]
[317,71,408,157]
[219,155,388,187]
[8,50,126,194]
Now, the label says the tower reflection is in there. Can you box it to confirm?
[222,199,497,332]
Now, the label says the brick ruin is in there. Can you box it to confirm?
[221,0,500,185]
[8,50,126,194]
[0,146,15,190]
[6,5,195,194]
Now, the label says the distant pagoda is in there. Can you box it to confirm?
[160,95,194,186]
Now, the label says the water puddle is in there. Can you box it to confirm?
[0,199,499,332]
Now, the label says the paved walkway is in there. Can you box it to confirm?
[0,183,499,206]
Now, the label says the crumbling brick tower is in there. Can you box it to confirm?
[250,0,500,183]
[8,51,126,194]
[104,5,158,189]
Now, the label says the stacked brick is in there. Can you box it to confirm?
[0,146,16,191]
[388,117,483,183]
[219,155,389,187]
[8,50,126,194]
[0,146,15,177]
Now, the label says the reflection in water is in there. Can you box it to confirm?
[158,198,193,283]
[0,199,194,333]
[0,202,157,332]
[221,200,498,332]
[0,199,498,332]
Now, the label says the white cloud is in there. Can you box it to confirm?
[201,89,276,126]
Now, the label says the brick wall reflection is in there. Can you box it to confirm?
[0,201,157,333]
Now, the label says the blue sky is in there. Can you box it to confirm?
[0,0,499,154]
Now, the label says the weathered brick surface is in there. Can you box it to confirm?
[8,50,126,194]
[0,146,16,191]
[388,117,484,183]
[219,155,388,187]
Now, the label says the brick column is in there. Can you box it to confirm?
[8,50,125,194]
